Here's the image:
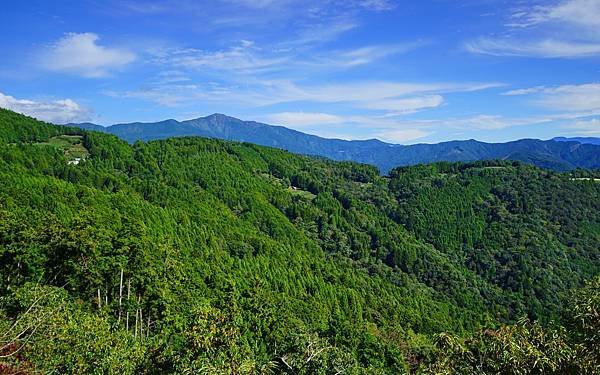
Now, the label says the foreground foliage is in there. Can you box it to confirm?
[0,108,598,373]
[426,276,600,374]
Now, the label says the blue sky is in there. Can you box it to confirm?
[0,0,599,144]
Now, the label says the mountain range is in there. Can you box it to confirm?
[72,114,600,172]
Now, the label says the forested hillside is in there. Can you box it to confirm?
[1,108,599,373]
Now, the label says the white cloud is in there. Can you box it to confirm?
[105,83,205,107]
[354,111,600,143]
[249,81,498,108]
[362,95,444,114]
[260,110,432,143]
[503,83,600,112]
[315,42,424,68]
[0,92,92,123]
[403,111,600,134]
[287,81,445,103]
[152,40,419,77]
[285,19,360,47]
[154,70,191,84]
[466,38,600,58]
[116,0,393,48]
[41,33,135,77]
[509,0,600,29]
[375,128,431,143]
[534,83,600,111]
[502,86,547,96]
[467,0,600,58]
[388,115,519,133]
[266,112,345,127]
[456,115,515,130]
[337,45,398,67]
[154,43,288,73]
[359,0,395,11]
[114,79,500,117]
[563,118,600,135]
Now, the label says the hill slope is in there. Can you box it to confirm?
[71,114,600,172]
[2,108,599,373]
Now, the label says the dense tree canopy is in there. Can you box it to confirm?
[0,108,598,373]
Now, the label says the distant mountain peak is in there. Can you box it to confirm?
[207,113,230,118]
[183,113,244,127]
[203,113,238,121]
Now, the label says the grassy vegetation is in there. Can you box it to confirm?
[288,186,317,200]
[37,135,89,160]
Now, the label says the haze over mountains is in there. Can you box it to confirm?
[553,137,600,145]
[72,114,600,172]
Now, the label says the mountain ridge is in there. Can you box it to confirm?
[69,114,600,172]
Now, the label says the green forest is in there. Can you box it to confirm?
[0,108,598,374]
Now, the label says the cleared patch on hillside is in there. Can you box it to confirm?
[37,135,89,163]
[288,186,316,200]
